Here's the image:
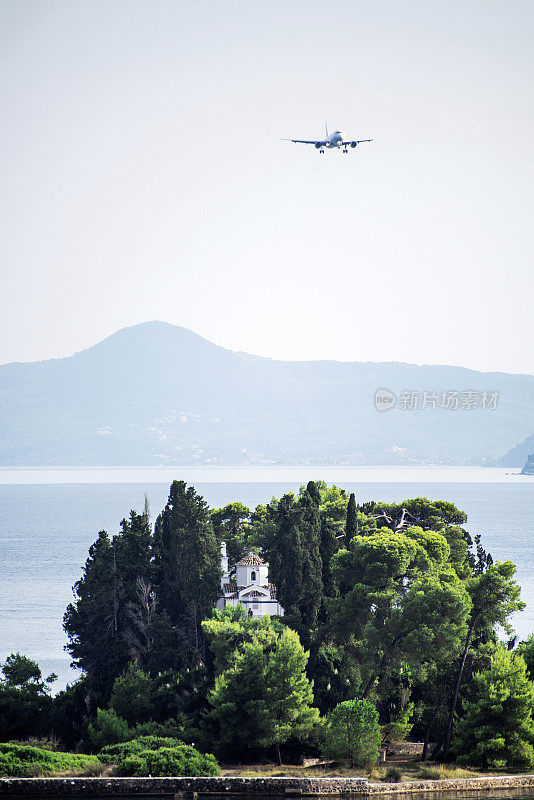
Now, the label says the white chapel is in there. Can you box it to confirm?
[216,542,285,618]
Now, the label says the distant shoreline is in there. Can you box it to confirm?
[0,465,532,486]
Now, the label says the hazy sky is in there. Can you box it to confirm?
[1,0,533,373]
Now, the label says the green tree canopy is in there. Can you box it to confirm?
[153,481,221,668]
[64,511,153,697]
[210,502,251,564]
[0,654,55,742]
[517,634,534,681]
[453,646,534,768]
[207,624,319,762]
[440,561,525,760]
[329,526,472,700]
[110,661,153,726]
[322,698,381,767]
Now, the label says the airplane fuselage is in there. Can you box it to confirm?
[320,130,344,148]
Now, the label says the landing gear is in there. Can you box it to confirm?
[343,149,348,153]
[319,149,324,154]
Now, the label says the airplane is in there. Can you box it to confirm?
[283,123,372,153]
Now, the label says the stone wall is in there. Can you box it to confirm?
[1,774,533,797]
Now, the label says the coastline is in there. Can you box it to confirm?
[2,774,534,797]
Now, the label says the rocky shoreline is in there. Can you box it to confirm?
[1,774,534,797]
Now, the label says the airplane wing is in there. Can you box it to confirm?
[281,138,320,145]
[341,139,373,145]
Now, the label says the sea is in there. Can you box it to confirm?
[0,466,532,693]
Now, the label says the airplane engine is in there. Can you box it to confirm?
[350,141,358,148]
[314,142,322,149]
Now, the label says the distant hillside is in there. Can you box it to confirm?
[499,433,534,468]
[0,321,533,466]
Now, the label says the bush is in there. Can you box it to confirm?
[99,736,219,777]
[322,699,382,767]
[87,708,132,750]
[116,754,145,776]
[99,736,184,764]
[0,753,26,777]
[20,737,60,752]
[0,743,102,777]
[114,745,219,777]
[384,766,402,783]
[381,702,414,744]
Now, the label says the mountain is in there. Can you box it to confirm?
[1,321,533,466]
[499,433,534,468]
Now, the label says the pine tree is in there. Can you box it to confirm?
[64,531,127,698]
[208,626,319,762]
[453,646,534,768]
[64,512,154,697]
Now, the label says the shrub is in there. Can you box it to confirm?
[0,743,101,777]
[381,702,414,744]
[21,737,60,752]
[116,754,145,776]
[0,753,26,777]
[384,766,402,783]
[138,746,219,777]
[322,699,382,767]
[99,736,184,764]
[87,707,132,750]
[100,736,219,777]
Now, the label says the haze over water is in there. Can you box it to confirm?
[0,466,532,691]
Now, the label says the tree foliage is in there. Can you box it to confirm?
[322,699,381,766]
[0,654,55,742]
[207,621,319,760]
[153,481,221,666]
[453,646,534,768]
[24,481,526,770]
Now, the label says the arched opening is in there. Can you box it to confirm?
[251,570,257,581]
[248,609,253,616]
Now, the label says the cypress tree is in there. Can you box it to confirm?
[319,516,339,600]
[152,481,221,667]
[269,494,304,618]
[268,491,323,629]
[298,489,323,629]
[346,493,357,541]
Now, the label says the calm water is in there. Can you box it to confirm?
[0,467,532,691]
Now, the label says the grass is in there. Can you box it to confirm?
[220,760,488,783]
[415,764,480,780]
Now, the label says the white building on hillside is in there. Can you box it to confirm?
[216,542,284,618]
